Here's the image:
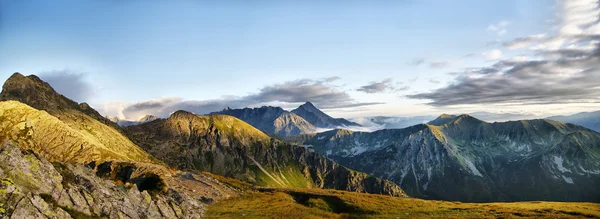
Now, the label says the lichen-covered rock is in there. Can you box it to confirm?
[0,141,236,218]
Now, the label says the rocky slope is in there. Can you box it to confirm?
[0,141,237,218]
[288,114,600,202]
[0,101,154,163]
[291,102,361,128]
[0,73,157,164]
[548,111,600,132]
[211,106,316,136]
[125,111,405,197]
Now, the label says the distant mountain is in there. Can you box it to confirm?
[287,114,600,202]
[548,111,600,132]
[291,102,361,128]
[111,114,158,127]
[125,110,405,197]
[352,116,436,129]
[210,106,316,136]
[427,113,458,125]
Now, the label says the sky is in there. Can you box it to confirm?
[1,0,599,121]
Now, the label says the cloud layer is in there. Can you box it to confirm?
[105,77,383,119]
[408,0,600,107]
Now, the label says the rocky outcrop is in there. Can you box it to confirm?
[125,111,406,197]
[211,106,317,136]
[0,141,237,218]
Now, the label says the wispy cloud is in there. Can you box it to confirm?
[487,20,510,36]
[407,57,426,66]
[481,49,503,61]
[429,61,453,69]
[356,78,397,93]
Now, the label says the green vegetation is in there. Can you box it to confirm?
[206,188,600,218]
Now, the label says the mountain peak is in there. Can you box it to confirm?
[170,110,195,118]
[138,114,157,122]
[439,113,455,118]
[298,101,317,110]
[428,114,458,126]
[1,73,121,129]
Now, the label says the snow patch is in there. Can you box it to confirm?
[553,156,571,173]
[562,175,574,184]
[579,165,600,174]
[464,158,483,177]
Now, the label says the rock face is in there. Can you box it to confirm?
[291,102,361,128]
[289,114,600,202]
[0,141,236,218]
[125,111,406,197]
[548,111,600,132]
[211,106,316,136]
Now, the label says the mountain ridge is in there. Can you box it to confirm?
[125,110,406,197]
[210,106,317,136]
[286,113,600,202]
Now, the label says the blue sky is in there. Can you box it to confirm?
[1,0,599,120]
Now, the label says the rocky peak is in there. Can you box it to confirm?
[169,110,196,120]
[428,114,457,126]
[1,73,121,130]
[297,101,318,112]
[138,115,157,123]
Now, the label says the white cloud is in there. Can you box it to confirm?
[487,20,510,36]
[481,49,503,61]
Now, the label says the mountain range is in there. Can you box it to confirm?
[548,111,600,132]
[287,114,600,202]
[1,72,599,217]
[210,106,316,136]
[124,110,403,196]
[210,102,361,136]
[0,72,403,216]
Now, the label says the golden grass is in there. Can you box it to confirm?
[205,187,600,219]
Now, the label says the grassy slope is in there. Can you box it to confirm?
[0,101,154,163]
[206,187,600,218]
